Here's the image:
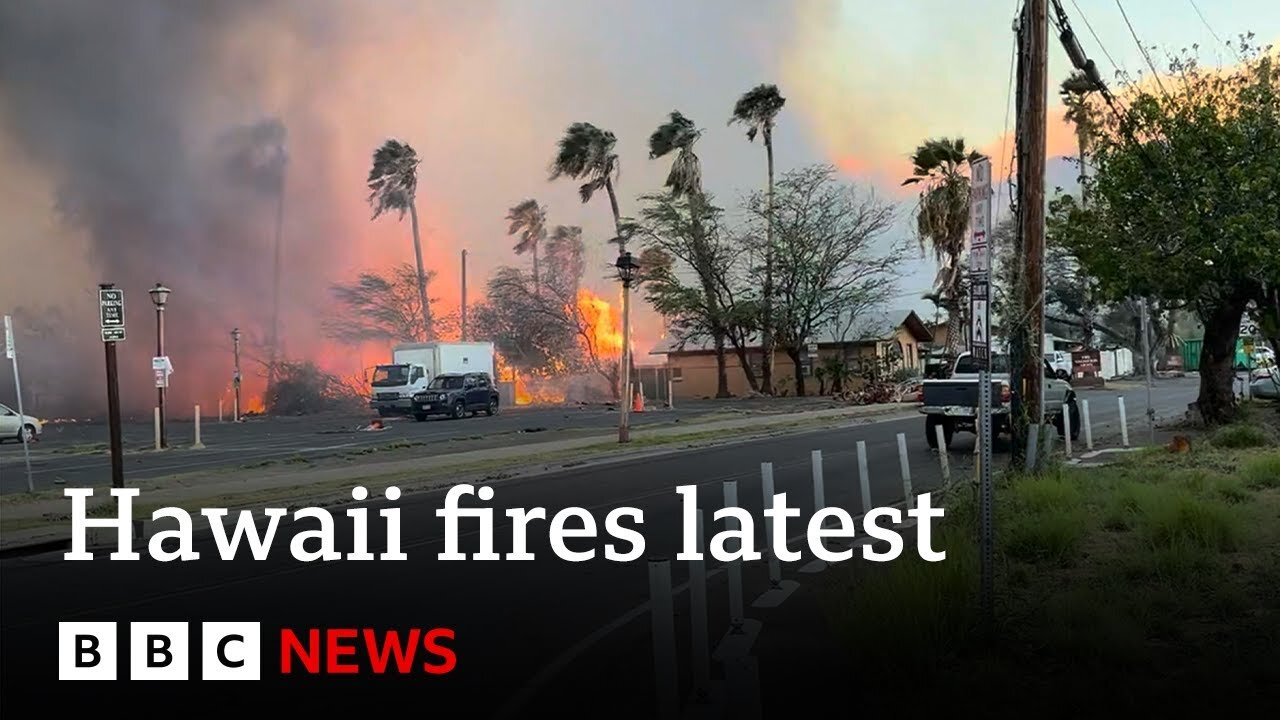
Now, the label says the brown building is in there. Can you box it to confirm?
[651,309,934,399]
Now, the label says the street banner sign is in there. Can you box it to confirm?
[969,157,992,369]
[4,315,14,360]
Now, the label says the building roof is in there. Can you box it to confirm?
[649,308,933,355]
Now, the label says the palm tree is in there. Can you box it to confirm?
[505,199,547,287]
[730,83,786,395]
[902,137,982,357]
[649,111,730,398]
[549,123,625,249]
[367,139,432,339]
[1060,71,1100,206]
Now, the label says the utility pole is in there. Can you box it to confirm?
[461,249,468,342]
[1020,0,1049,469]
[1009,4,1028,470]
[231,327,242,422]
[1140,298,1155,442]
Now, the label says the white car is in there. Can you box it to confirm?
[0,402,43,443]
[1251,368,1280,400]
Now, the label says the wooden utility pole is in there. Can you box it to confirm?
[1020,0,1049,466]
[460,249,468,341]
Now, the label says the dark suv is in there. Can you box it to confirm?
[412,372,499,421]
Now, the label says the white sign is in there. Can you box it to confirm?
[152,356,173,388]
[971,299,989,346]
[3,315,13,360]
[807,342,819,357]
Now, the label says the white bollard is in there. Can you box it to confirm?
[154,407,162,451]
[1082,399,1094,450]
[1118,396,1130,447]
[668,378,675,409]
[811,449,826,514]
[724,480,745,633]
[193,405,205,449]
[218,398,224,423]
[647,558,679,720]
[760,463,782,588]
[896,433,913,502]
[856,440,872,514]
[935,424,951,483]
[689,509,711,701]
[1063,402,1072,458]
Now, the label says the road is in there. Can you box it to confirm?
[0,381,1196,494]
[0,380,1198,714]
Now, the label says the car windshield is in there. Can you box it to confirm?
[372,365,410,386]
[429,376,466,390]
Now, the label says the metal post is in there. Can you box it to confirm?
[5,315,34,492]
[232,328,242,422]
[979,366,994,632]
[1081,398,1094,450]
[760,463,782,588]
[935,424,951,483]
[193,404,205,449]
[1139,298,1155,443]
[619,277,632,443]
[105,335,124,489]
[810,449,826,514]
[154,407,162,451]
[1118,395,1130,447]
[648,558,679,720]
[1063,398,1072,458]
[896,432,912,503]
[155,302,167,448]
[723,480,744,633]
[460,249,468,342]
[689,509,711,701]
[856,440,872,514]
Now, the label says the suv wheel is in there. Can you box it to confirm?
[485,398,498,416]
[451,400,466,420]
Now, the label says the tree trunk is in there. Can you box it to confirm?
[270,176,285,386]
[713,327,731,398]
[532,243,540,290]
[729,339,760,392]
[1195,296,1248,424]
[788,348,806,397]
[408,202,434,339]
[605,179,625,252]
[760,133,776,395]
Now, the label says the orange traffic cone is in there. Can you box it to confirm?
[633,389,645,413]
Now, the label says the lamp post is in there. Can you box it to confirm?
[231,327,242,422]
[148,283,171,449]
[615,251,640,443]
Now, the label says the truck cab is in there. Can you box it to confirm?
[370,363,431,416]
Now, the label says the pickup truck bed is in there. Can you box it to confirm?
[920,379,1008,414]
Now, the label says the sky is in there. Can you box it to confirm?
[0,0,1276,413]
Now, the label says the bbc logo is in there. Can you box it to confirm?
[58,622,261,680]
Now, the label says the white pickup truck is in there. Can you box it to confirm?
[919,352,1079,450]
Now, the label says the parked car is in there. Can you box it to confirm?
[919,352,1078,449]
[0,402,43,443]
[411,372,499,421]
[1250,367,1280,399]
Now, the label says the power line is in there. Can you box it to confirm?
[1114,0,1170,98]
[996,0,1020,224]
[1186,0,1235,57]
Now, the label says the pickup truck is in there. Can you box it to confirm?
[920,352,1079,450]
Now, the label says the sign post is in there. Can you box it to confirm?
[99,284,126,489]
[4,315,35,492]
[969,156,995,632]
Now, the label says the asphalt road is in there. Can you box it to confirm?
[0,380,1199,715]
[0,381,1197,494]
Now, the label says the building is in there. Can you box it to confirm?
[650,309,933,399]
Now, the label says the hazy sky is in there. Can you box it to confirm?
[0,0,1275,409]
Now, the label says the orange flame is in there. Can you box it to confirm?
[575,288,623,359]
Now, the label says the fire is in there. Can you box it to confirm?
[575,288,623,359]
[495,356,567,406]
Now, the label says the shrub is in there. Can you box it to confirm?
[1136,489,1240,552]
[1006,510,1087,563]
[1210,423,1274,449]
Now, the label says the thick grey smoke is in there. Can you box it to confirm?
[0,0,313,416]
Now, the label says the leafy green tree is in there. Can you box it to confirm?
[505,199,547,287]
[730,84,786,395]
[1050,44,1280,423]
[747,165,906,396]
[902,138,983,356]
[366,139,432,338]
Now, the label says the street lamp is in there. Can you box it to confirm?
[615,251,640,443]
[148,283,171,449]
[231,327,242,422]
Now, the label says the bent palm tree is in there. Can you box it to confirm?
[1060,71,1100,205]
[367,139,432,339]
[649,111,730,397]
[730,84,786,395]
[902,137,981,356]
[505,199,547,287]
[549,123,625,250]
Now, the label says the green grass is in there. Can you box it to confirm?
[1240,451,1280,489]
[1210,422,1275,449]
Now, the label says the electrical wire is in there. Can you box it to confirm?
[1187,0,1236,57]
[995,0,1020,225]
[1114,0,1170,98]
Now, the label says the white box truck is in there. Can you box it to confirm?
[369,341,496,416]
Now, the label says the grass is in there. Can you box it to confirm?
[818,407,1280,711]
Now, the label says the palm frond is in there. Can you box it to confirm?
[729,84,786,142]
[505,198,546,256]
[366,138,419,220]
